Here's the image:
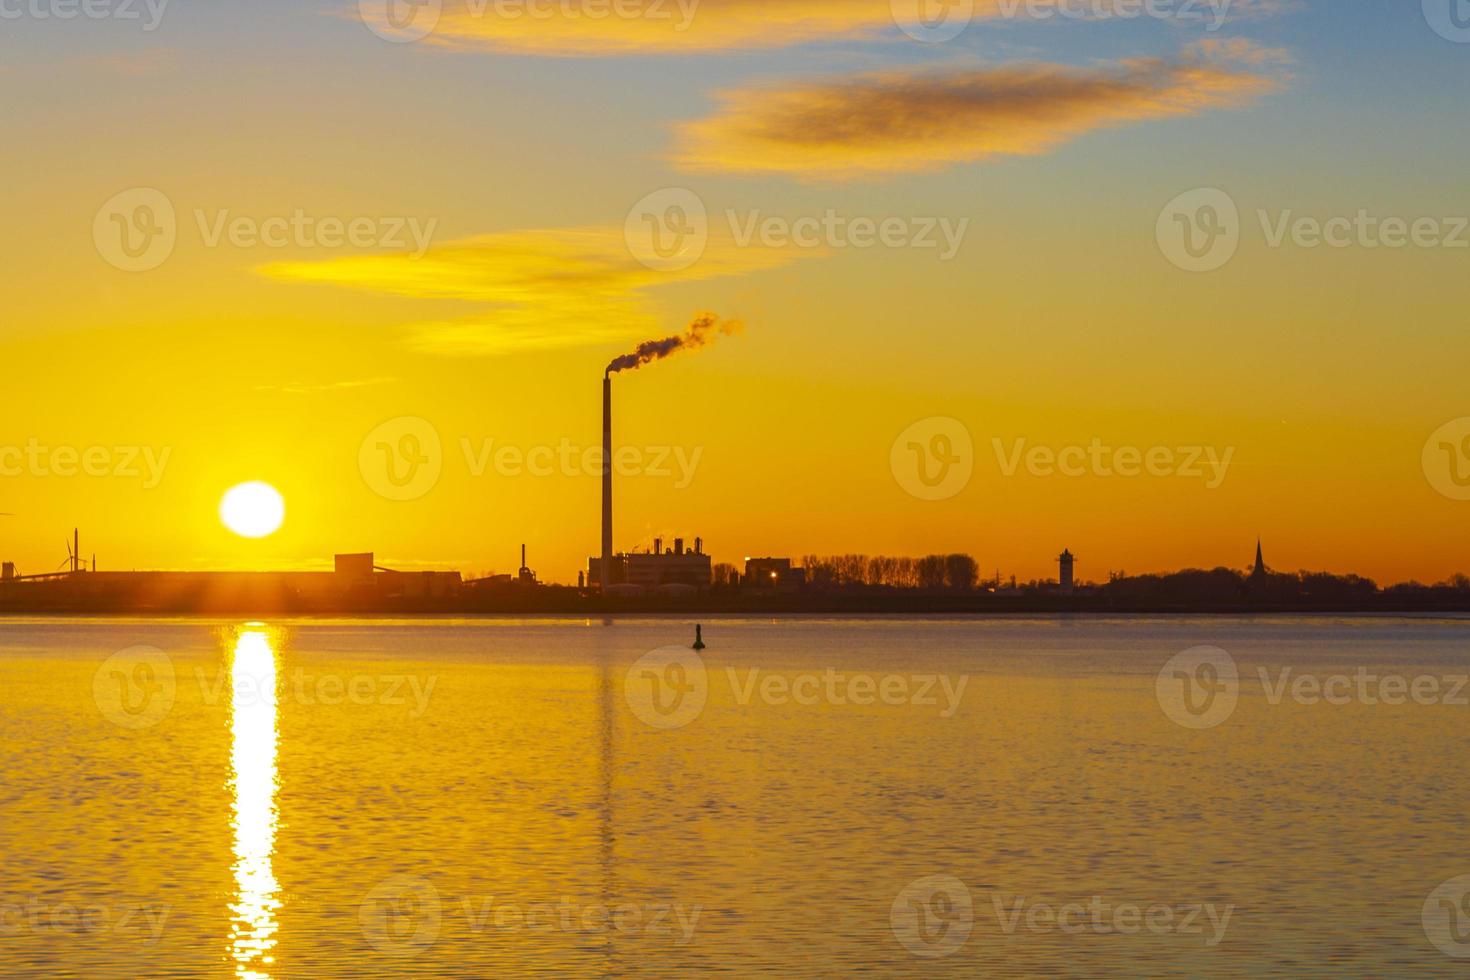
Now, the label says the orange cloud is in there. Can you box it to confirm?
[259,227,804,355]
[381,0,917,54]
[673,42,1289,179]
[357,0,1298,55]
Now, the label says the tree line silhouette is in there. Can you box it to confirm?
[717,555,1470,606]
[799,554,981,590]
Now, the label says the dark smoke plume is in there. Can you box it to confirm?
[605,313,742,375]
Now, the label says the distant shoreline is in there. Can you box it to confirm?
[4,592,1470,617]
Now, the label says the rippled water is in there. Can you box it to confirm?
[2,615,1469,977]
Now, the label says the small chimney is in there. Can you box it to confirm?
[674,538,684,556]
[694,536,703,555]
[654,538,662,556]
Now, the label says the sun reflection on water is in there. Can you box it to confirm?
[229,626,281,980]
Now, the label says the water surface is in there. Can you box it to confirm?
[2,616,1468,977]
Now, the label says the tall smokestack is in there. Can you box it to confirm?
[601,374,612,592]
[600,312,740,592]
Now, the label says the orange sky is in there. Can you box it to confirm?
[1,0,1467,585]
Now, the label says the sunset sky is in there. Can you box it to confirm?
[1,0,1467,584]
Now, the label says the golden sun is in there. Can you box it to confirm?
[220,482,285,538]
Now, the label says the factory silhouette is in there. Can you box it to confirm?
[2,317,1469,614]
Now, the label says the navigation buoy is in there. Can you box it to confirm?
[692,624,706,650]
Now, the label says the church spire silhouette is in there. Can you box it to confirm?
[1251,537,1267,579]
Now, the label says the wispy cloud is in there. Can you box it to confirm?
[357,0,1297,55]
[364,0,900,54]
[253,377,398,394]
[259,227,804,356]
[671,41,1289,180]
